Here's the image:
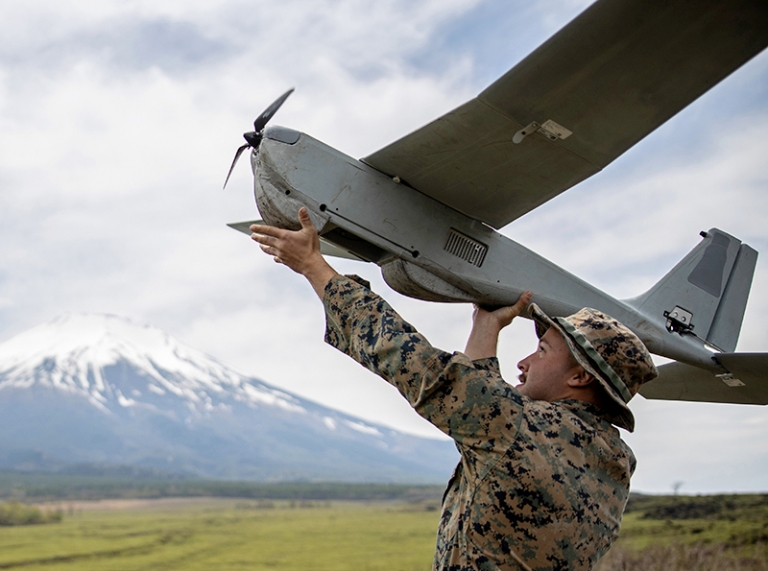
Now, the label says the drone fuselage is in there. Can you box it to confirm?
[251,127,726,373]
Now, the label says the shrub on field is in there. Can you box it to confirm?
[0,501,62,526]
[595,542,767,571]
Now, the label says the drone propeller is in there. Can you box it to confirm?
[223,88,295,189]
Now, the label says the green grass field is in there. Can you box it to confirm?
[1,493,766,570]
[0,499,441,570]
[596,494,768,571]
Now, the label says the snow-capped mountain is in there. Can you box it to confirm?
[0,313,308,415]
[0,314,457,482]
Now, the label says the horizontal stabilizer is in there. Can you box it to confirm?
[640,353,768,405]
[227,221,365,261]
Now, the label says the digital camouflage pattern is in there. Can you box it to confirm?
[323,275,635,571]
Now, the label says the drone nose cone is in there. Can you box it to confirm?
[243,131,262,148]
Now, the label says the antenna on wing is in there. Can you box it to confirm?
[223,88,295,189]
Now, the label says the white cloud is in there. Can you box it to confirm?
[0,0,766,491]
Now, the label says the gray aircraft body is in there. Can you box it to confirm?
[226,0,768,406]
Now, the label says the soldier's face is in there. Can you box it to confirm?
[516,328,582,402]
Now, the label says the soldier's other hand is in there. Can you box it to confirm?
[464,291,533,360]
[472,291,533,331]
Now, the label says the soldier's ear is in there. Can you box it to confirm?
[567,368,595,388]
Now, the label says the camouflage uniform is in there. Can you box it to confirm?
[323,275,637,571]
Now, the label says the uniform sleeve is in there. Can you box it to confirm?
[470,357,501,375]
[323,275,523,451]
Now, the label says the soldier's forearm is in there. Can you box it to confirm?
[464,319,502,360]
[303,256,339,299]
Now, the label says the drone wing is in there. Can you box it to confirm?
[362,0,768,229]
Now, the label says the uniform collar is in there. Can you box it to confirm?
[557,399,615,428]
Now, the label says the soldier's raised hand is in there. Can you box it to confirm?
[250,207,338,297]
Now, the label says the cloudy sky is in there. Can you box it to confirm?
[1,0,766,494]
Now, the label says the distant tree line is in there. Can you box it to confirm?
[0,471,445,503]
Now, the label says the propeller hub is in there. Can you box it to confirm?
[243,131,262,148]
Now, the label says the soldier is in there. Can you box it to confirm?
[250,207,657,571]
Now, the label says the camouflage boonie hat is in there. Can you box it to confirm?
[528,303,657,432]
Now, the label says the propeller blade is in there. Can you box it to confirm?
[223,144,250,189]
[222,88,295,189]
[253,88,294,132]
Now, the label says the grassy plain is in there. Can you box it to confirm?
[0,491,766,570]
[596,494,768,571]
[0,498,441,571]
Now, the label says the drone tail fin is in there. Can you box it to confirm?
[628,228,757,352]
[704,241,758,352]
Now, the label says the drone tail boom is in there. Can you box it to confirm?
[628,228,757,353]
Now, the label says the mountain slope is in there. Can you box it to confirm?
[0,314,458,482]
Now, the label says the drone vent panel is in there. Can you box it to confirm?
[445,229,487,267]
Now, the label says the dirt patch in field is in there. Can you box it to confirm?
[36,496,233,512]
